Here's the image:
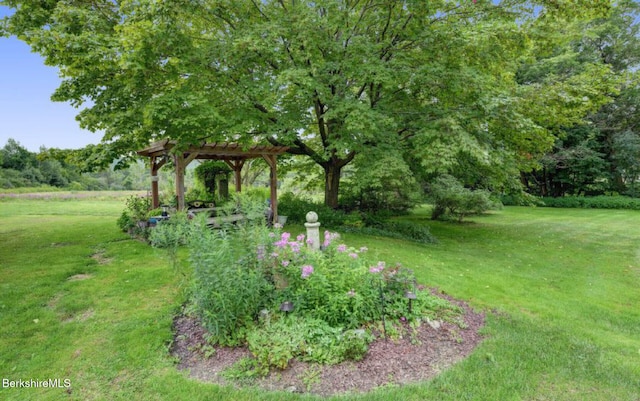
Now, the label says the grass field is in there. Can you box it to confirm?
[0,194,638,400]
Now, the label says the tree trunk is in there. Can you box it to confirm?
[323,162,342,209]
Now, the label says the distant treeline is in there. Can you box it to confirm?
[0,138,151,191]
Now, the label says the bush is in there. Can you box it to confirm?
[500,192,544,206]
[278,192,346,227]
[541,195,640,210]
[429,175,501,221]
[345,219,437,244]
[117,195,152,238]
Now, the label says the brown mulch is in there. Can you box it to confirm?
[170,292,486,397]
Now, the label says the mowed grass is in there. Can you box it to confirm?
[1,195,639,400]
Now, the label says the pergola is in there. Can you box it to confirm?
[137,139,289,221]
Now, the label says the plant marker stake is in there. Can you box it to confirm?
[379,280,387,341]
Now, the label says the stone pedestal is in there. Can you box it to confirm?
[305,211,321,251]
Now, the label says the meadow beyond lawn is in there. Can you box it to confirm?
[0,193,639,401]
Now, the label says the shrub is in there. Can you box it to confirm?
[278,192,346,227]
[117,195,152,237]
[500,192,544,206]
[429,175,500,221]
[541,195,640,210]
[343,222,437,244]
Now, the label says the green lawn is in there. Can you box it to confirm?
[1,196,638,400]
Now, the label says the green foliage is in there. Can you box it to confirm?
[0,139,168,191]
[541,195,640,210]
[193,161,231,199]
[370,220,437,244]
[278,192,346,228]
[430,175,501,221]
[116,195,152,237]
[154,209,455,371]
[345,219,438,245]
[238,187,271,205]
[500,192,545,207]
[187,218,274,346]
[279,192,438,243]
[341,148,422,213]
[0,138,36,171]
[521,2,640,198]
[246,316,372,374]
[612,130,640,196]
[4,0,611,207]
[149,213,193,272]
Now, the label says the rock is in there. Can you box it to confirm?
[426,318,441,330]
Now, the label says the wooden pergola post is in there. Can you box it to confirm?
[174,151,199,211]
[225,160,244,193]
[150,156,166,209]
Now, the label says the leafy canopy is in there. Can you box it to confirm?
[1,0,617,205]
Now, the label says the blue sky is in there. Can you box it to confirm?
[0,6,101,152]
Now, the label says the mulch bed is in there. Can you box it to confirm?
[170,291,486,397]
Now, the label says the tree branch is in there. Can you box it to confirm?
[251,0,269,20]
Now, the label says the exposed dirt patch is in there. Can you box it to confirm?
[171,292,486,396]
[62,309,95,324]
[47,293,64,309]
[91,250,113,265]
[67,274,93,281]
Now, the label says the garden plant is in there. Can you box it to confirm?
[150,212,461,376]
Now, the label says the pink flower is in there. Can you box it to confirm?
[348,253,358,259]
[306,238,314,245]
[281,260,290,267]
[323,231,340,247]
[369,261,386,274]
[296,234,305,242]
[301,265,314,279]
[337,244,347,252]
[281,232,291,241]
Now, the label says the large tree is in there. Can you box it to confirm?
[521,0,640,197]
[1,0,614,207]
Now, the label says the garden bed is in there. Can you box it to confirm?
[171,290,485,396]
